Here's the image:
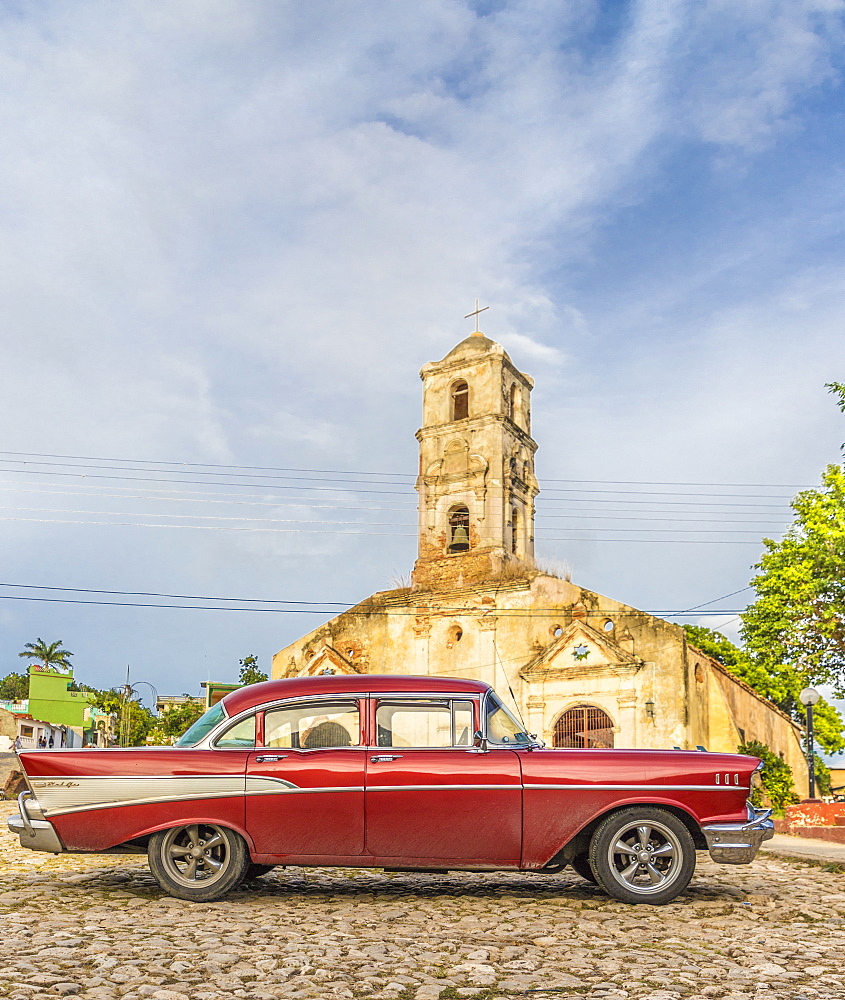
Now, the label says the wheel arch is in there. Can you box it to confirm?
[113,816,257,856]
[541,800,706,868]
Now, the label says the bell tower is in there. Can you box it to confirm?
[412,323,539,589]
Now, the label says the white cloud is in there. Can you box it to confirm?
[0,0,842,691]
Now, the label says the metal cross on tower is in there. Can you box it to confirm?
[464,299,489,333]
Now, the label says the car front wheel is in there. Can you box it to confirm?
[588,808,695,905]
[148,823,249,902]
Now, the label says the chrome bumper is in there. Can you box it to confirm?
[702,804,774,864]
[7,790,64,854]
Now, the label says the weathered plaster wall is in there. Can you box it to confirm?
[272,572,802,765]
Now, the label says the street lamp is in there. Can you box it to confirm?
[799,686,821,800]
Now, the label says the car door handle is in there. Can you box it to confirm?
[370,755,403,762]
[255,754,288,762]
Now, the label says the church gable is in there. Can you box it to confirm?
[295,644,361,677]
[521,620,643,681]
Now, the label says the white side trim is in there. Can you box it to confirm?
[367,784,519,792]
[30,774,294,818]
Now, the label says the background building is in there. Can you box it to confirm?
[272,328,807,781]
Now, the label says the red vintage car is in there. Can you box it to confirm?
[8,674,772,904]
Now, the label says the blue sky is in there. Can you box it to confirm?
[0,0,843,703]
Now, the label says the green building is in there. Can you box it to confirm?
[27,665,87,728]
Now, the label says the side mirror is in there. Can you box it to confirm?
[472,730,488,751]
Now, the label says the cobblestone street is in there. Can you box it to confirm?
[1,825,844,1000]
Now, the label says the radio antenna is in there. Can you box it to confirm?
[492,638,532,738]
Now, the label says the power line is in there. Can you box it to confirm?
[0,514,777,540]
[0,450,815,490]
[678,587,752,613]
[0,501,789,529]
[0,461,802,499]
[0,484,790,522]
[0,476,793,509]
[0,582,352,606]
[0,591,748,616]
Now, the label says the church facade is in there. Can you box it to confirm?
[272,329,806,780]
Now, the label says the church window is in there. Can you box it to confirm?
[602,619,614,632]
[694,662,704,683]
[551,624,563,638]
[553,705,614,749]
[509,384,520,422]
[448,625,463,644]
[511,507,519,554]
[451,380,469,420]
[447,505,470,552]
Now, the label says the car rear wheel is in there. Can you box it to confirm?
[148,823,249,902]
[588,808,695,905]
[570,852,597,883]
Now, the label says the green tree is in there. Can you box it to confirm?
[741,464,845,695]
[738,740,799,813]
[147,698,205,745]
[683,624,845,754]
[239,654,268,686]
[827,381,845,449]
[19,637,73,671]
[87,689,156,747]
[0,671,29,701]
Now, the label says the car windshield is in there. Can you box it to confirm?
[175,702,226,747]
[485,693,532,745]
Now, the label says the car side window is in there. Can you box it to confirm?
[264,701,360,749]
[376,699,474,748]
[214,715,257,749]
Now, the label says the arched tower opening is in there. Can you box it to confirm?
[447,505,470,553]
[451,379,469,420]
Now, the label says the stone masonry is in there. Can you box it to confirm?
[1,823,844,1000]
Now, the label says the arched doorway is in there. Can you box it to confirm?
[553,705,615,749]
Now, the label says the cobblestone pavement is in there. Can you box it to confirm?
[1,825,843,1000]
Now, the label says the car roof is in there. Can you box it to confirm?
[222,674,491,715]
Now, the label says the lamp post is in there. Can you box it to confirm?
[799,686,821,800]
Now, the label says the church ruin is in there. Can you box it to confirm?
[272,324,806,777]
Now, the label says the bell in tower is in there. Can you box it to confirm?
[447,506,471,552]
[412,314,539,589]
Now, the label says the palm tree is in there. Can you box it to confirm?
[19,638,74,673]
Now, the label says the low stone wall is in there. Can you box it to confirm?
[786,801,845,827]
[774,801,845,844]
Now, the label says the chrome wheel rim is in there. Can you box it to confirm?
[160,824,231,888]
[605,820,683,895]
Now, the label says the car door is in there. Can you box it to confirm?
[244,698,366,860]
[365,696,522,864]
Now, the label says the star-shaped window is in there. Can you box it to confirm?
[572,644,590,661]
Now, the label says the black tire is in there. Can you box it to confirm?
[148,823,249,902]
[243,863,277,881]
[570,852,597,883]
[588,807,695,905]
